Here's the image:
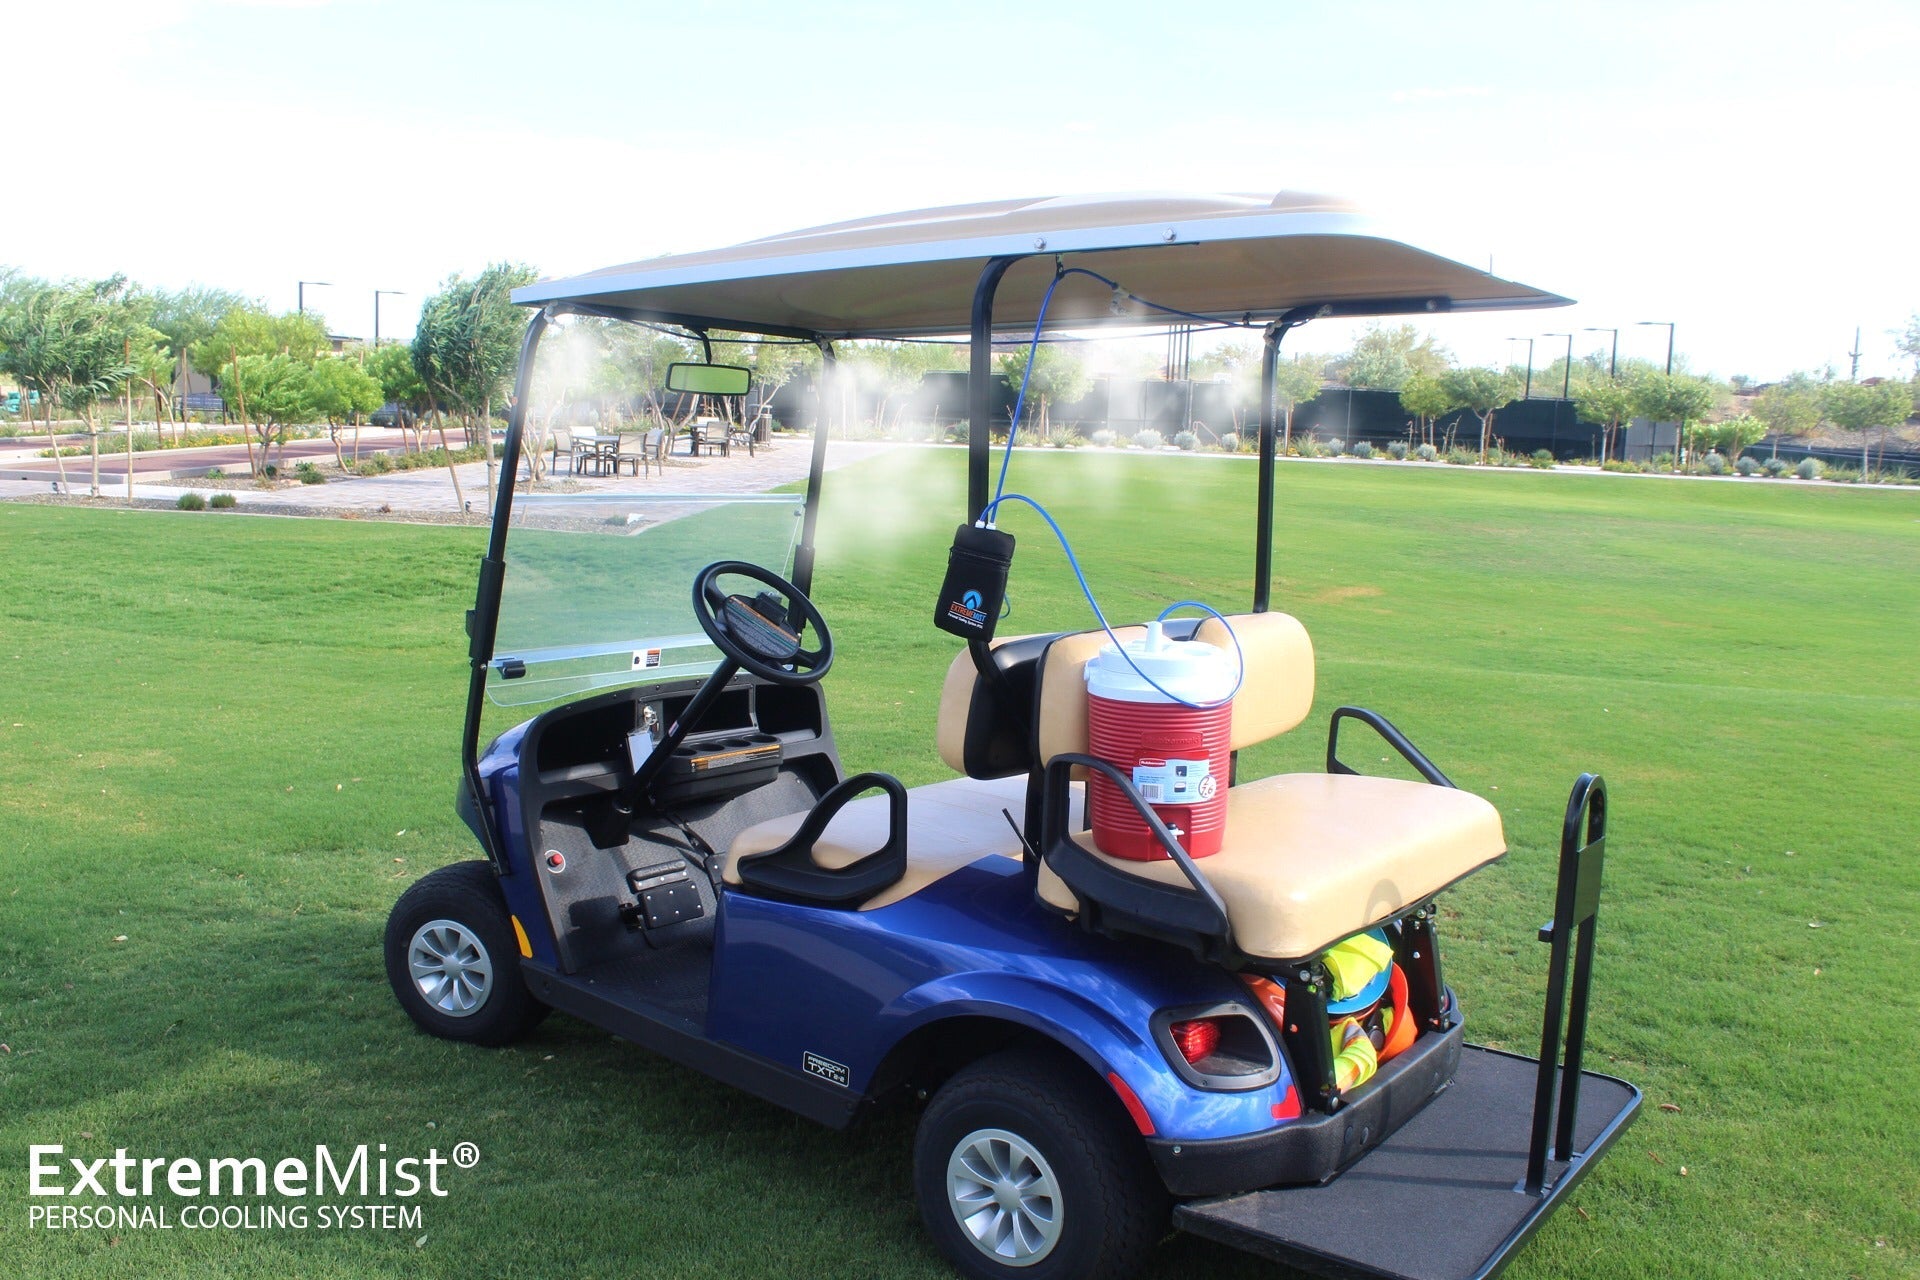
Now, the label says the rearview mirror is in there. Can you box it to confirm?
[666,362,751,396]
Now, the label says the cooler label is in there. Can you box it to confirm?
[1132,758,1215,804]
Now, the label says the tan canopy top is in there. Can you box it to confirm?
[512,191,1570,339]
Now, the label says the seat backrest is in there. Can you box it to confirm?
[1031,613,1314,762]
[936,632,1065,779]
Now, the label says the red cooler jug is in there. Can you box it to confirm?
[1084,621,1235,861]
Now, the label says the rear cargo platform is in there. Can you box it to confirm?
[1175,1045,1639,1280]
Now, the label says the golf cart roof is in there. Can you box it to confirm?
[512,191,1571,339]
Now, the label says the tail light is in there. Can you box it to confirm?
[1167,1017,1223,1064]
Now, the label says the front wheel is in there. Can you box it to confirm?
[384,860,548,1046]
[913,1047,1168,1280]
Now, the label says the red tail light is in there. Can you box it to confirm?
[1168,1017,1222,1064]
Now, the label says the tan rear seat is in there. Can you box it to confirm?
[723,774,1030,911]
[1032,611,1506,959]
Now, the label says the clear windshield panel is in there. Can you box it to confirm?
[487,491,804,707]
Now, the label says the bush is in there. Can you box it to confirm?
[1703,451,1728,475]
[1218,432,1240,453]
[1089,429,1116,447]
[295,461,326,485]
[204,467,225,479]
[1045,429,1078,449]
[1131,429,1165,451]
[948,422,969,444]
[1796,457,1823,480]
[1388,441,1409,460]
[1530,449,1556,469]
[175,492,207,510]
[1323,437,1345,456]
[1734,455,1759,476]
[1293,436,1321,458]
[209,492,237,509]
[1351,441,1375,459]
[1414,443,1437,462]
[1823,463,1861,483]
[1445,446,1479,466]
[1763,456,1792,477]
[1173,430,1199,451]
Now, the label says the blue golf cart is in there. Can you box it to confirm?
[384,192,1638,1280]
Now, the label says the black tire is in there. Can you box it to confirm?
[913,1046,1168,1280]
[384,860,548,1046]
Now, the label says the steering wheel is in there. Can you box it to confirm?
[692,561,834,686]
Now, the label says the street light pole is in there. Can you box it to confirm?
[1544,333,1574,399]
[373,290,405,347]
[298,280,332,318]
[1507,337,1535,399]
[1636,320,1675,375]
[1583,327,1618,379]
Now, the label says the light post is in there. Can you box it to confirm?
[1506,337,1535,399]
[373,290,405,346]
[1583,327,1618,379]
[1636,320,1675,375]
[1543,333,1574,400]
[297,280,331,317]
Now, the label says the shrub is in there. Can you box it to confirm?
[1323,437,1345,456]
[1823,463,1861,483]
[1173,430,1199,451]
[1045,429,1078,449]
[1294,436,1321,458]
[1703,451,1728,475]
[1414,443,1437,462]
[1796,457,1823,480]
[1388,441,1409,460]
[295,461,327,485]
[176,492,207,510]
[1735,455,1759,476]
[948,422,969,444]
[204,467,224,479]
[1089,429,1116,447]
[1445,447,1479,466]
[1764,457,1792,477]
[209,492,236,509]
[1131,429,1165,450]
[1530,449,1556,469]
[1351,441,1375,459]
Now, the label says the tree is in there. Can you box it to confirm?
[1268,354,1323,451]
[1339,323,1452,391]
[0,277,142,493]
[1440,366,1521,459]
[148,286,251,432]
[225,353,314,479]
[1572,375,1635,462]
[1752,374,1823,456]
[1398,371,1454,447]
[1685,414,1766,462]
[1822,379,1914,473]
[308,356,384,466]
[411,262,538,515]
[1893,313,1920,379]
[188,307,327,382]
[1630,372,1715,470]
[996,344,1090,437]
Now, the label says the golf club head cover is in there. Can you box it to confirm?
[934,524,1015,642]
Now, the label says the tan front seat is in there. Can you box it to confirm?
[1030,612,1507,960]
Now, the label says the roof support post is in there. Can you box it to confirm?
[793,340,835,594]
[1254,322,1282,613]
[968,256,1018,521]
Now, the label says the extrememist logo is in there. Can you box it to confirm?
[26,1141,480,1232]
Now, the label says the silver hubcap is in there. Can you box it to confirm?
[946,1127,1063,1267]
[408,919,493,1017]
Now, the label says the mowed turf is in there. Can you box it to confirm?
[1,452,1915,1280]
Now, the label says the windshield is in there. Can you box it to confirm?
[488,490,804,707]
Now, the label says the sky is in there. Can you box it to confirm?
[6,0,1918,382]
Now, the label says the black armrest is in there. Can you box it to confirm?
[732,772,907,907]
[1326,706,1455,788]
[1038,753,1235,957]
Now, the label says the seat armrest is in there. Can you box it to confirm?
[1326,707,1454,788]
[733,772,907,907]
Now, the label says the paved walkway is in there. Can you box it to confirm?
[0,440,902,515]
[0,427,416,483]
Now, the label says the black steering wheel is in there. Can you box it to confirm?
[692,561,833,686]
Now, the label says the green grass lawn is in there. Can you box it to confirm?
[2,452,1916,1279]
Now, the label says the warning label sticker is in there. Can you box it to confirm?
[1131,758,1214,805]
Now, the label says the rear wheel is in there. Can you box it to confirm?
[384,860,547,1046]
[913,1047,1167,1280]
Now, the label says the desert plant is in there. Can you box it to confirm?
[1131,429,1165,450]
[204,467,224,479]
[1387,441,1409,460]
[209,492,236,508]
[1173,430,1199,451]
[295,461,326,485]
[1045,429,1078,449]
[1796,457,1823,480]
[1763,457,1792,477]
[1735,455,1759,476]
[1351,441,1374,459]
[1089,429,1116,447]
[948,422,969,444]
[1414,443,1437,462]
[1445,446,1478,466]
[1323,437,1345,456]
[1218,432,1239,453]
[1704,451,1728,475]
[1823,463,1861,483]
[1531,449,1555,469]
[175,492,207,510]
